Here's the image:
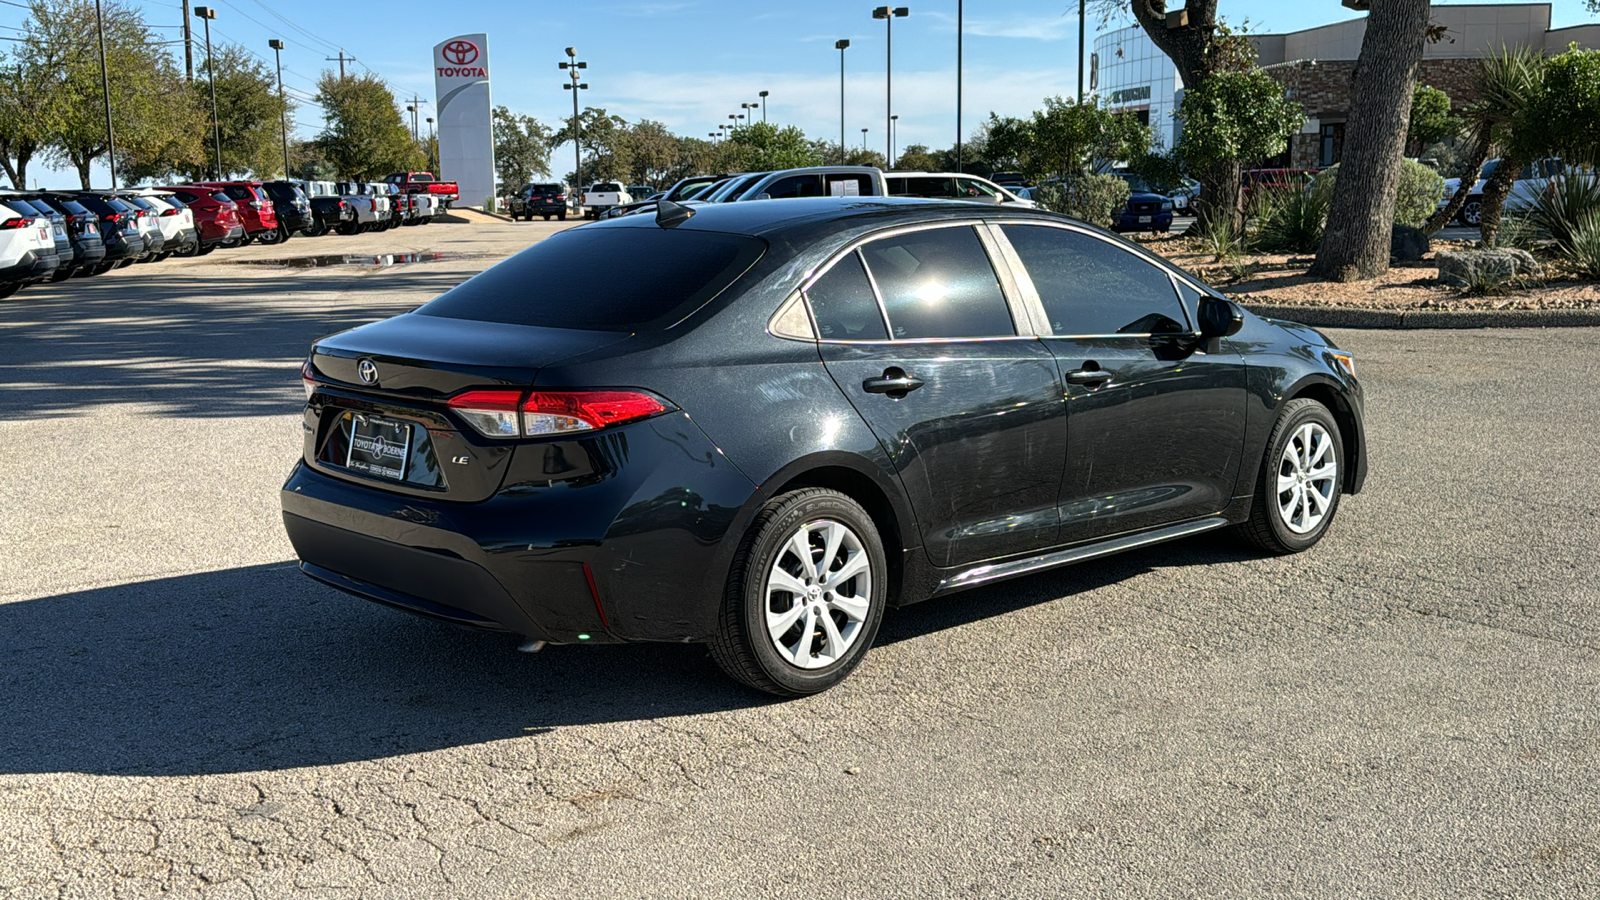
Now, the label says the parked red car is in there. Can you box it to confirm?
[157,186,245,254]
[188,181,279,243]
[1244,168,1320,198]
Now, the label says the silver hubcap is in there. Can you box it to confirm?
[765,519,873,670]
[1277,422,1338,535]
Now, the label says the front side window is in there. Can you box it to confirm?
[762,174,823,199]
[859,226,1014,340]
[805,251,887,341]
[1001,224,1188,336]
[957,178,1000,199]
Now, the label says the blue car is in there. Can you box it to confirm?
[1110,173,1174,233]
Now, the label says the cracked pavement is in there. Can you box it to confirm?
[1,221,1596,898]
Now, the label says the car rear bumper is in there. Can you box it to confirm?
[71,243,106,269]
[0,249,61,282]
[279,412,759,644]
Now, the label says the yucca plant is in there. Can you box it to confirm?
[1192,212,1250,262]
[1562,211,1600,280]
[1530,173,1600,252]
[1253,186,1330,253]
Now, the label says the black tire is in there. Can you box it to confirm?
[1459,198,1483,227]
[338,222,359,236]
[1236,398,1345,555]
[558,210,567,221]
[195,245,216,256]
[708,488,888,696]
[542,214,551,221]
[0,281,19,299]
[49,268,73,283]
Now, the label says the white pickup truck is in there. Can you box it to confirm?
[1440,157,1566,227]
[580,182,633,219]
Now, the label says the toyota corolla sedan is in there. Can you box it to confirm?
[283,198,1366,696]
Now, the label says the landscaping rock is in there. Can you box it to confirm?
[1435,248,1539,287]
[1391,225,1430,262]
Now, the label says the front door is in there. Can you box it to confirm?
[997,223,1247,543]
[806,224,1066,568]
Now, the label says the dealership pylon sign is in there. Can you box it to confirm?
[433,34,495,209]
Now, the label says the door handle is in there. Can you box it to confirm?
[863,368,924,395]
[1064,366,1113,387]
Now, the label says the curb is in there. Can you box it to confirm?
[1241,303,1600,330]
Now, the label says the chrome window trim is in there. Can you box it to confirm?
[988,218,1199,339]
[979,222,1051,337]
[813,335,1042,346]
[853,247,897,338]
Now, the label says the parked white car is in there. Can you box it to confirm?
[885,172,1035,207]
[131,189,199,258]
[336,181,384,232]
[0,197,59,299]
[1439,157,1565,226]
[580,182,633,218]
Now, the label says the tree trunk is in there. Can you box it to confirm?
[72,154,92,190]
[1477,155,1525,247]
[1422,126,1491,235]
[1196,159,1243,232]
[1309,0,1432,282]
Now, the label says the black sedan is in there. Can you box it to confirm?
[283,198,1366,695]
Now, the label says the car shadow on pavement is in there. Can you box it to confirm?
[0,265,471,420]
[0,535,1256,778]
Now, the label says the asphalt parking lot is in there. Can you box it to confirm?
[2,218,1596,899]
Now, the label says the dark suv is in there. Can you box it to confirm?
[283,198,1368,696]
[261,182,314,241]
[510,183,569,221]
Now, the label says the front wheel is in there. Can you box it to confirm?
[709,488,887,696]
[1237,398,1344,554]
[1459,198,1483,227]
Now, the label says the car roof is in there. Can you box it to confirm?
[594,196,1075,240]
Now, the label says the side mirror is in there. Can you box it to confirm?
[1198,295,1244,339]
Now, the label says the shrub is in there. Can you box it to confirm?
[1312,159,1446,228]
[1531,173,1600,252]
[1565,213,1600,280]
[1191,212,1250,262]
[1252,187,1330,253]
[1032,175,1131,229]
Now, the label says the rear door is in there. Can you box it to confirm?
[996,223,1247,542]
[810,222,1065,568]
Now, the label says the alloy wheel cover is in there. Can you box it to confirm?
[764,519,873,669]
[1276,422,1338,535]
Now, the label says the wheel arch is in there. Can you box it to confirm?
[1284,376,1363,494]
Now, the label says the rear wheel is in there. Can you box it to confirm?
[558,210,567,221]
[1237,398,1344,554]
[709,488,887,696]
[1459,198,1483,227]
[0,282,19,299]
[50,268,73,283]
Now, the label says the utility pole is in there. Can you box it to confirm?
[405,96,426,142]
[181,0,193,80]
[270,39,289,179]
[561,48,588,195]
[956,0,962,171]
[835,39,849,165]
[1077,0,1086,104]
[326,51,354,80]
[94,0,117,189]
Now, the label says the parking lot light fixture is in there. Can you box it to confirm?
[872,6,909,165]
[193,5,222,180]
[426,117,435,171]
[269,39,289,179]
[560,48,589,195]
[759,90,769,122]
[861,127,869,151]
[835,39,849,164]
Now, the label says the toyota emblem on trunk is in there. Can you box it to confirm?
[357,359,378,385]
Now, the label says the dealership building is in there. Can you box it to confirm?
[1092,3,1600,168]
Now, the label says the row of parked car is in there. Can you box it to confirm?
[0,179,445,300]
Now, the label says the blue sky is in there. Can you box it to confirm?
[5,0,1596,185]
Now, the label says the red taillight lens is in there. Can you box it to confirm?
[301,358,316,400]
[522,391,668,436]
[0,217,35,229]
[447,390,523,438]
[160,208,179,216]
[104,213,121,222]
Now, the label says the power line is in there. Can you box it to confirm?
[246,0,340,55]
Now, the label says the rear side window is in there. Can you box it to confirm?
[417,227,766,331]
[762,174,823,199]
[806,252,887,341]
[859,226,1014,339]
[1001,224,1189,336]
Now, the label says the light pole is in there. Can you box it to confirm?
[956,0,963,171]
[406,105,418,142]
[1078,0,1086,103]
[890,114,898,167]
[861,127,869,151]
[872,6,909,166]
[741,102,757,126]
[93,0,117,189]
[835,39,849,165]
[759,90,769,122]
[194,5,222,180]
[425,117,435,171]
[560,47,588,192]
[269,39,289,179]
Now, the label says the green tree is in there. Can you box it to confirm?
[1406,85,1461,151]
[550,107,631,183]
[187,43,292,179]
[1535,44,1600,166]
[21,0,198,187]
[618,119,680,185]
[985,96,1149,183]
[312,72,422,180]
[718,122,823,172]
[492,105,552,191]
[893,143,940,171]
[1176,68,1303,227]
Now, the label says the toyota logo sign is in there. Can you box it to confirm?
[442,40,478,65]
[357,359,378,385]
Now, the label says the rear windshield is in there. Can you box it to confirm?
[410,173,433,182]
[417,227,766,331]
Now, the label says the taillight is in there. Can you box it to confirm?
[446,389,669,438]
[523,391,668,436]
[103,213,122,223]
[447,390,522,438]
[0,217,36,229]
[301,358,316,400]
[160,208,179,216]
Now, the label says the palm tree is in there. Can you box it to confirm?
[1426,48,1546,244]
